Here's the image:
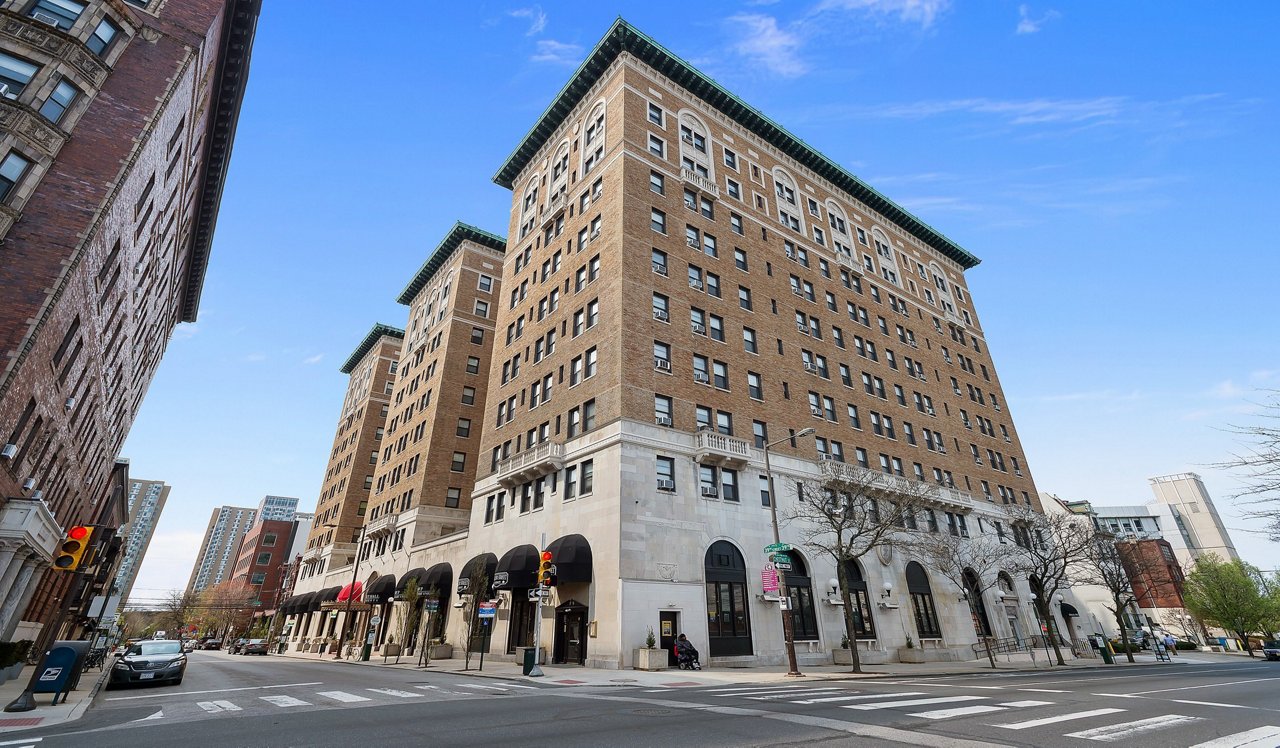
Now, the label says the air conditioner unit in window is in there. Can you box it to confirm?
[701,486,719,498]
[655,415,673,427]
[653,309,669,322]
[803,363,818,373]
[0,83,10,100]
[657,479,676,491]
[686,237,700,249]
[1015,470,1024,477]
[590,228,600,239]
[693,371,710,384]
[64,396,75,410]
[654,358,671,372]
[796,322,808,333]
[31,11,61,26]
[791,288,804,297]
[681,133,693,143]
[691,322,706,335]
[1004,436,1012,443]
[820,454,836,462]
[31,490,43,501]
[1,444,16,460]
[22,478,35,491]
[652,262,668,276]
[689,279,704,290]
[926,407,936,416]
[810,406,823,417]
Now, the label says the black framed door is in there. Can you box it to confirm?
[506,595,535,654]
[705,541,752,657]
[659,611,680,666]
[554,601,587,665]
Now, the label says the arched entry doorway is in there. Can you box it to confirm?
[459,553,497,654]
[494,544,540,654]
[785,552,819,642]
[841,559,876,640]
[546,534,593,665]
[963,568,992,637]
[906,561,942,640]
[705,540,752,656]
[419,563,452,645]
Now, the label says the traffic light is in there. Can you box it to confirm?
[537,550,555,587]
[53,525,94,571]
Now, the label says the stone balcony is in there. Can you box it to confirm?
[693,431,752,469]
[681,167,719,198]
[819,461,977,511]
[541,191,566,226]
[496,442,565,488]
[364,513,396,539]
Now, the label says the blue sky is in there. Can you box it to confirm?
[123,0,1280,603]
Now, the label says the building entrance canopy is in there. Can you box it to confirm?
[494,544,539,590]
[545,534,592,583]
[458,553,497,596]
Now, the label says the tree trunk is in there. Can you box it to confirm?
[1114,603,1135,663]
[966,597,996,668]
[1040,601,1066,666]
[836,560,863,674]
[1237,630,1255,657]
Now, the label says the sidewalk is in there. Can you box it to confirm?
[276,646,1204,688]
[0,663,109,735]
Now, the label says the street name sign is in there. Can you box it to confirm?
[764,542,792,553]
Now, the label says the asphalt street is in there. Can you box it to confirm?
[6,651,1278,747]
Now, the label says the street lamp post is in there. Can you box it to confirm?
[763,426,815,678]
[324,523,367,660]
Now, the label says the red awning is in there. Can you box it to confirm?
[337,581,363,602]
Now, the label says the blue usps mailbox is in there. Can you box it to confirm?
[33,642,88,705]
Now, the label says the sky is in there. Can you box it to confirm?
[122,0,1280,604]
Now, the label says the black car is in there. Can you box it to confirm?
[109,639,187,688]
[1263,641,1280,661]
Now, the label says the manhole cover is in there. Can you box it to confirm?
[632,708,674,717]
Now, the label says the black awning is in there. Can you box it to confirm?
[278,595,298,615]
[458,553,497,595]
[420,563,452,598]
[297,592,319,613]
[545,534,592,584]
[318,586,342,603]
[364,574,398,604]
[1060,602,1080,617]
[398,569,428,594]
[494,545,540,590]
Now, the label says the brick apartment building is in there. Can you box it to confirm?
[230,516,309,612]
[0,0,259,641]
[283,20,1048,668]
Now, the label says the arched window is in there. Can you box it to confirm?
[841,558,876,639]
[963,568,992,637]
[518,177,539,239]
[929,261,958,317]
[871,228,902,287]
[906,561,942,639]
[678,112,712,181]
[785,552,818,641]
[705,540,752,656]
[773,169,798,206]
[549,140,570,202]
[581,101,606,174]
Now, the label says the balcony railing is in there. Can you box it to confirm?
[694,431,752,469]
[819,461,977,510]
[364,513,396,539]
[680,167,720,198]
[496,441,565,488]
[541,191,566,226]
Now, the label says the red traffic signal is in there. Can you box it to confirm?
[53,525,94,571]
[537,550,555,587]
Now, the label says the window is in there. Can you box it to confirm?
[470,327,485,344]
[466,356,481,375]
[723,148,737,169]
[705,542,752,654]
[730,213,744,235]
[753,420,768,449]
[649,170,664,195]
[450,452,466,472]
[478,274,494,292]
[38,78,78,123]
[747,371,762,400]
[648,134,665,157]
[461,386,476,405]
[29,0,85,30]
[652,248,668,276]
[456,418,471,438]
[579,459,594,494]
[738,286,752,310]
[651,208,666,234]
[906,562,942,638]
[0,53,37,97]
[250,572,266,585]
[656,456,676,490]
[0,152,31,203]
[445,488,461,508]
[647,101,664,126]
[726,179,741,200]
[742,327,757,353]
[713,360,729,389]
[721,468,739,502]
[262,533,278,547]
[655,394,673,425]
[86,16,121,56]
[474,300,489,318]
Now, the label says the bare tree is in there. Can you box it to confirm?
[1074,532,1173,663]
[1004,502,1096,665]
[196,581,258,640]
[459,569,490,671]
[910,523,1019,668]
[156,590,200,636]
[1216,391,1280,541]
[391,579,420,664]
[787,463,937,673]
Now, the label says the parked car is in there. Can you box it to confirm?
[241,639,268,656]
[1263,641,1280,661]
[108,639,187,688]
[228,638,247,655]
[181,640,196,653]
[201,639,222,650]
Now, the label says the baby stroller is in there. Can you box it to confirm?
[675,645,702,670]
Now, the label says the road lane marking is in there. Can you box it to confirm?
[997,700,1053,707]
[366,688,422,698]
[0,739,42,746]
[1187,726,1280,748]
[196,700,242,713]
[843,695,988,711]
[259,695,310,708]
[1064,714,1203,741]
[106,681,324,701]
[644,689,672,692]
[316,691,370,703]
[451,683,509,691]
[792,692,925,705]
[133,710,165,721]
[1091,693,1143,698]
[911,704,1008,719]
[995,707,1126,730]
[747,689,847,700]
[496,682,538,689]
[1019,688,1069,693]
[1170,699,1256,709]
[700,685,811,693]
[1131,677,1280,695]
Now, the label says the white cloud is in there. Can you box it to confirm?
[1016,4,1061,35]
[727,14,808,77]
[509,6,547,36]
[302,354,323,365]
[244,352,267,362]
[531,39,583,65]
[812,0,951,28]
[1209,379,1246,399]
[171,323,198,342]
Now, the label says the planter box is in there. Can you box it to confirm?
[633,647,668,671]
[898,647,927,663]
[832,648,854,665]
[428,644,454,660]
[383,643,402,657]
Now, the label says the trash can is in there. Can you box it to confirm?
[1099,637,1114,665]
[522,647,537,676]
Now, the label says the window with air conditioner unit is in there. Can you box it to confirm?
[810,406,823,417]
[654,358,671,371]
[652,262,667,276]
[689,278,703,290]
[701,486,719,497]
[692,322,706,335]
[655,415,672,426]
[653,309,668,322]
[694,371,710,384]
[0,444,16,460]
[803,362,818,373]
[657,479,676,491]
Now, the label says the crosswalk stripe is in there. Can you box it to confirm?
[317,691,371,703]
[1064,714,1203,741]
[1187,726,1280,748]
[701,685,811,694]
[995,708,1126,730]
[844,695,988,711]
[912,704,1008,719]
[496,682,538,689]
[259,695,310,708]
[366,688,422,698]
[1020,688,1069,693]
[793,692,925,705]
[1171,699,1254,709]
[453,683,509,691]
[747,689,846,700]
[997,701,1053,708]
[195,700,242,713]
[0,739,43,746]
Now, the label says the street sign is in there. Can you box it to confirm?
[478,602,497,619]
[528,588,551,601]
[771,552,791,565]
[774,561,793,572]
[492,571,510,589]
[761,563,779,592]
[779,596,793,611]
[764,542,792,553]
[424,599,440,613]
[370,615,381,626]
